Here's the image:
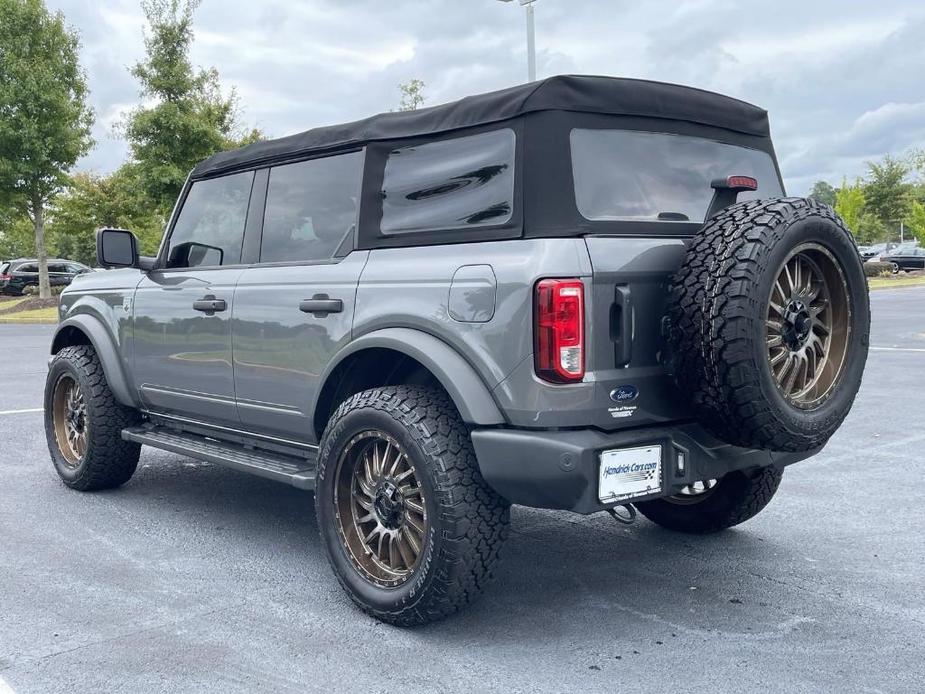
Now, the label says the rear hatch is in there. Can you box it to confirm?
[575,129,786,431]
[584,236,691,430]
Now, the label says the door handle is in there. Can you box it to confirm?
[192,296,227,313]
[299,295,343,316]
[613,285,633,367]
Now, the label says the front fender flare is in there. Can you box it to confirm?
[51,315,138,409]
[317,328,505,426]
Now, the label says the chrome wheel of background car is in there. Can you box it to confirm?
[332,431,427,588]
[890,262,900,274]
[667,479,717,504]
[52,374,88,466]
[765,243,851,410]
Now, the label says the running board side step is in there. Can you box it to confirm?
[121,425,317,490]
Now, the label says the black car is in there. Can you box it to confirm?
[881,246,925,273]
[0,258,92,295]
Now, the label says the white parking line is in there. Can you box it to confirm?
[870,346,925,353]
[0,408,43,416]
[0,675,16,694]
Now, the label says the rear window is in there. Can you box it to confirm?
[380,129,516,235]
[570,129,783,224]
[0,263,8,275]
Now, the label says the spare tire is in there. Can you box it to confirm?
[668,197,869,452]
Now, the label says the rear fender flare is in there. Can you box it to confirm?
[316,328,505,426]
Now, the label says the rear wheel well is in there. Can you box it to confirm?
[51,325,92,354]
[313,348,444,439]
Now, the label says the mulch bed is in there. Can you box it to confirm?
[0,297,58,315]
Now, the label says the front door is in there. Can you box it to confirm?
[231,150,366,442]
[132,170,255,426]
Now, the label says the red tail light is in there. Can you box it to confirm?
[0,274,10,282]
[535,278,585,383]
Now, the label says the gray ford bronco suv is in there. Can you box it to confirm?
[44,75,870,625]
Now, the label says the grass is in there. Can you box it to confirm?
[868,274,925,290]
[0,305,59,323]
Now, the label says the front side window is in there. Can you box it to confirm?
[380,129,516,235]
[571,129,783,224]
[260,151,363,263]
[166,171,254,268]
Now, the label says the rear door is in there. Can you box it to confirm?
[133,170,255,426]
[232,150,366,443]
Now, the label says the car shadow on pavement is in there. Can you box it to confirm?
[115,454,805,643]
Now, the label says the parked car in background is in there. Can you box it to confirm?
[860,242,899,262]
[0,258,92,295]
[881,245,925,273]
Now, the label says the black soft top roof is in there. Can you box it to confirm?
[192,74,770,179]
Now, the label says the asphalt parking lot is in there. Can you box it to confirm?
[1,288,923,694]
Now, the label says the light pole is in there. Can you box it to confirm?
[498,0,538,82]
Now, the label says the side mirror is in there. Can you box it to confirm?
[97,228,140,268]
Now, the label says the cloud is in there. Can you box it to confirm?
[46,0,925,194]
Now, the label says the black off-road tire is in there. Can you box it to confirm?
[635,466,783,534]
[315,385,510,626]
[44,345,141,490]
[669,197,870,452]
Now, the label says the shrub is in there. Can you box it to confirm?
[20,284,66,297]
[864,261,892,278]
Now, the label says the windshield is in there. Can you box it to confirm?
[571,129,783,223]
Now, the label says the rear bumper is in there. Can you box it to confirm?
[471,423,820,515]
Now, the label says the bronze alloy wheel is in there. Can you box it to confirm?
[52,374,88,466]
[332,430,428,588]
[765,243,851,409]
[667,479,717,505]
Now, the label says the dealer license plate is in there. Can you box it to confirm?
[598,445,662,503]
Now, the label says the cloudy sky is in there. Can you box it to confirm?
[47,0,925,194]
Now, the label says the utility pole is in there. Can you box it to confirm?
[498,0,538,82]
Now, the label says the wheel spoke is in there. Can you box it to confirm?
[402,525,421,556]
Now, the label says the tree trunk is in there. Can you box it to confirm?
[33,200,51,300]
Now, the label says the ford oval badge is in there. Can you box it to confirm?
[610,385,638,403]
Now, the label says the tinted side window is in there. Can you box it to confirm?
[260,151,363,263]
[48,263,68,274]
[17,264,37,273]
[166,171,254,268]
[380,129,516,235]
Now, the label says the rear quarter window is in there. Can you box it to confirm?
[380,129,516,235]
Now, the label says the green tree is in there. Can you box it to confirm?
[124,0,261,216]
[0,0,93,298]
[48,166,164,266]
[906,200,925,246]
[0,206,34,260]
[808,180,837,207]
[397,79,426,112]
[864,154,912,226]
[834,178,866,239]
